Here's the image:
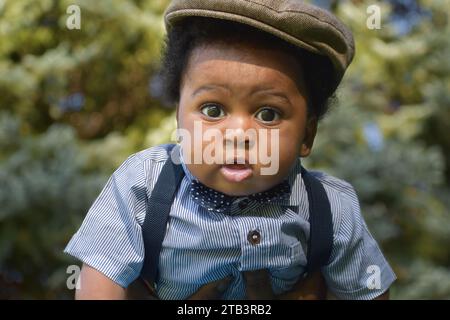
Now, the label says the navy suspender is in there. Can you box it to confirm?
[140,146,185,288]
[301,167,333,273]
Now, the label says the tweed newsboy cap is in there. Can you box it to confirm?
[164,0,355,92]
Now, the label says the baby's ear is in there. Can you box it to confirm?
[300,117,318,157]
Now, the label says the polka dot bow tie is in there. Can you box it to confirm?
[190,180,291,213]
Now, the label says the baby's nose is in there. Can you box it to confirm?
[217,113,257,150]
[225,114,253,132]
[224,131,252,150]
[223,125,256,150]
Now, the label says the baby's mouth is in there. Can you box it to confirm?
[220,161,253,183]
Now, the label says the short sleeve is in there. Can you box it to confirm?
[64,154,147,288]
[322,184,396,300]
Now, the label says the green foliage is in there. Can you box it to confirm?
[0,112,109,298]
[0,0,171,138]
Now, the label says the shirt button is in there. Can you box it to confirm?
[238,199,249,210]
[247,230,261,245]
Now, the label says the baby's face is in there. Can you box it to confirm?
[177,41,316,196]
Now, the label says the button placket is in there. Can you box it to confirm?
[237,217,274,270]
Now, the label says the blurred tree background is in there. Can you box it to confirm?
[0,0,448,299]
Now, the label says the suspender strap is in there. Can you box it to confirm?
[140,145,184,286]
[302,166,334,273]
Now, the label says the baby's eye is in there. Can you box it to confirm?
[255,107,281,123]
[200,103,225,119]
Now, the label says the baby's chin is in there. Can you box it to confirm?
[212,183,258,197]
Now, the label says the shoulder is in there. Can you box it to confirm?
[125,143,176,192]
[113,143,173,182]
[133,143,174,164]
[110,144,176,224]
[308,170,358,204]
[306,170,362,238]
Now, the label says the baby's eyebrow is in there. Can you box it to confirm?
[250,86,292,105]
[192,84,291,103]
[191,84,230,97]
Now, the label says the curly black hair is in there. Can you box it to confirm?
[156,17,337,120]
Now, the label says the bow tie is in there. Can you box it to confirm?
[190,179,291,213]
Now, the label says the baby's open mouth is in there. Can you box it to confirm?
[220,160,253,183]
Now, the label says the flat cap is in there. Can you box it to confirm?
[164,0,355,92]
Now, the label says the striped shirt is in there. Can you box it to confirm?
[64,144,396,299]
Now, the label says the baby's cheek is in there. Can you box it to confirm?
[277,130,302,158]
